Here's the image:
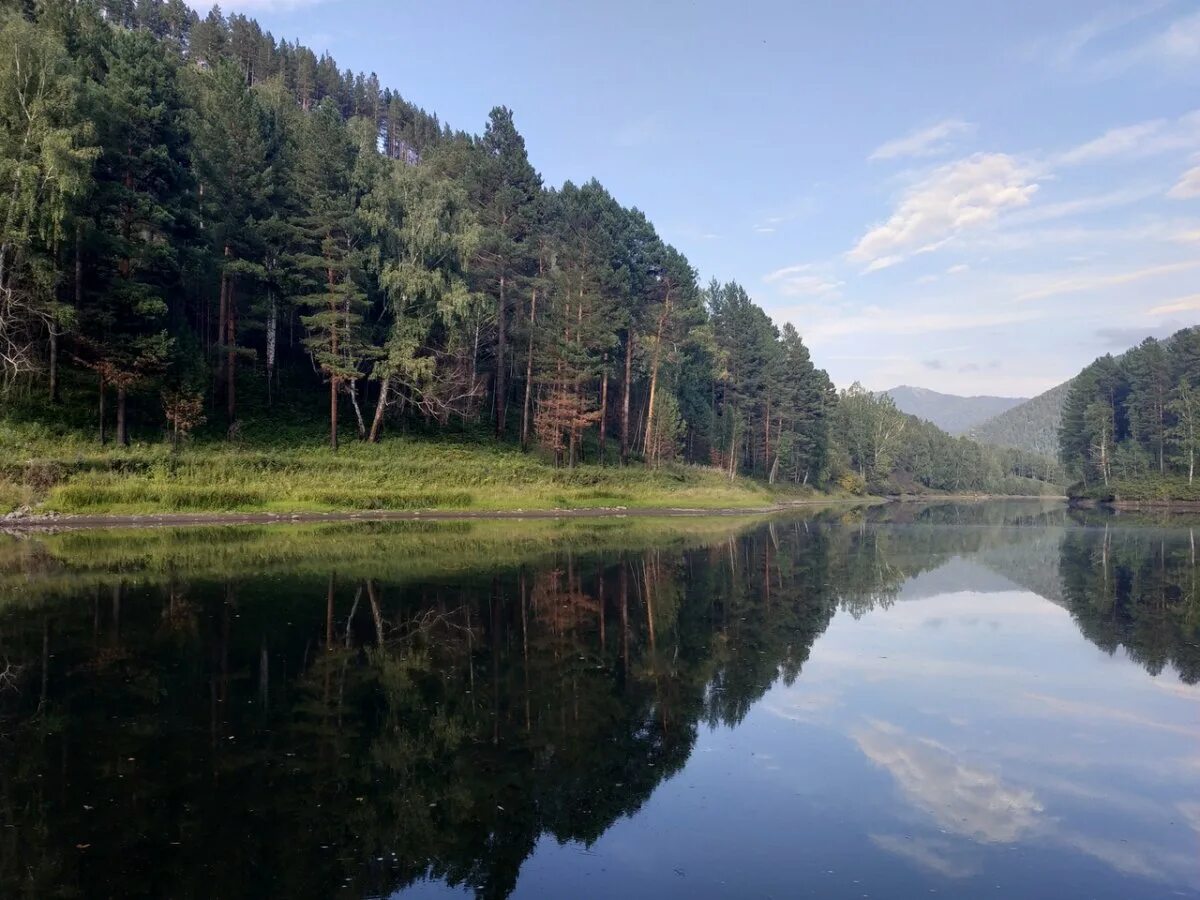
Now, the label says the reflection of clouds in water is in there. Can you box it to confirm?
[869,834,977,879]
[763,689,842,724]
[854,720,1043,844]
[1060,832,1200,886]
[1021,692,1200,738]
[1179,800,1200,835]
[1151,679,1200,701]
[857,721,1200,890]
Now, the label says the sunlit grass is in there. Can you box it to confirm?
[0,419,822,515]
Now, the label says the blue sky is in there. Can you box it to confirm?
[203,0,1200,398]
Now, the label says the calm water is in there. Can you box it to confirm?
[1,502,1198,899]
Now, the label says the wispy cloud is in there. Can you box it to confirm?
[803,306,1042,343]
[848,153,1038,269]
[1031,0,1170,71]
[1016,260,1200,303]
[763,264,842,297]
[1169,165,1200,199]
[1030,2,1199,77]
[869,119,975,162]
[1148,293,1200,316]
[1054,111,1200,166]
[185,0,328,9]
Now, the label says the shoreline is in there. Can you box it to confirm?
[0,494,1074,532]
[1,498,875,532]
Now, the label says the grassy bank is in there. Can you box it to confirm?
[1067,475,1200,505]
[0,426,828,516]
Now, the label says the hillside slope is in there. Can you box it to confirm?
[884,386,1026,434]
[968,381,1071,458]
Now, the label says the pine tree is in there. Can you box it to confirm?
[471,107,541,438]
[78,28,195,444]
[293,98,367,451]
[192,59,272,432]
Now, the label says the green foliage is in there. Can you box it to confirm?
[970,380,1072,457]
[0,2,1059,510]
[1061,327,1200,499]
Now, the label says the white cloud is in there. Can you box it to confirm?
[1149,294,1200,316]
[1016,260,1200,303]
[869,119,974,162]
[1007,187,1161,225]
[1035,4,1200,76]
[1055,111,1200,166]
[186,0,325,8]
[1126,9,1200,69]
[762,264,842,297]
[946,263,970,275]
[1033,1,1170,71]
[848,153,1038,268]
[802,306,1042,343]
[1169,166,1200,199]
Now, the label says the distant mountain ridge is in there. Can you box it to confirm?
[968,381,1072,459]
[883,386,1027,435]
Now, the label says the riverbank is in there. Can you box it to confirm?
[1067,474,1200,508]
[1,434,846,519]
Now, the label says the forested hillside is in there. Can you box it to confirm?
[884,386,1026,434]
[1060,327,1200,502]
[970,381,1071,457]
[0,1,1061,512]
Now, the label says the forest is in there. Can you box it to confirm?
[0,0,1060,512]
[1060,326,1200,501]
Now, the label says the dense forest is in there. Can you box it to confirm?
[970,380,1071,458]
[1060,327,1200,500]
[0,0,1058,499]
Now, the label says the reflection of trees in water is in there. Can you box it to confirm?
[0,507,1195,897]
[1059,525,1200,683]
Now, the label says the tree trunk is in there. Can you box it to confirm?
[621,329,633,464]
[266,286,277,406]
[599,357,609,464]
[98,375,106,445]
[642,289,672,466]
[521,287,537,450]
[48,330,58,403]
[116,385,128,446]
[495,274,508,438]
[226,277,236,431]
[728,419,738,481]
[348,380,366,439]
[330,375,339,451]
[216,265,228,394]
[368,374,389,443]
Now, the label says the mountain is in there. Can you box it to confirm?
[968,381,1071,458]
[883,386,1027,435]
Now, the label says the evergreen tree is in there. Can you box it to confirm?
[78,27,194,444]
[293,98,367,450]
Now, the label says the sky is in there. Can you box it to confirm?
[195,0,1200,398]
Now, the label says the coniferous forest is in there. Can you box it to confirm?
[1060,326,1200,501]
[0,1,1064,512]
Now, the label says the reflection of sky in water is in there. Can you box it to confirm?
[478,559,1200,900]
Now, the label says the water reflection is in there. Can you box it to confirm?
[0,502,1196,898]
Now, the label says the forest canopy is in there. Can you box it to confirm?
[0,0,1061,500]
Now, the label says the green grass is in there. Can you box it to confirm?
[0,421,829,516]
[1068,474,1200,504]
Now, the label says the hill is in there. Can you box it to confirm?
[884,386,1027,434]
[969,381,1071,458]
